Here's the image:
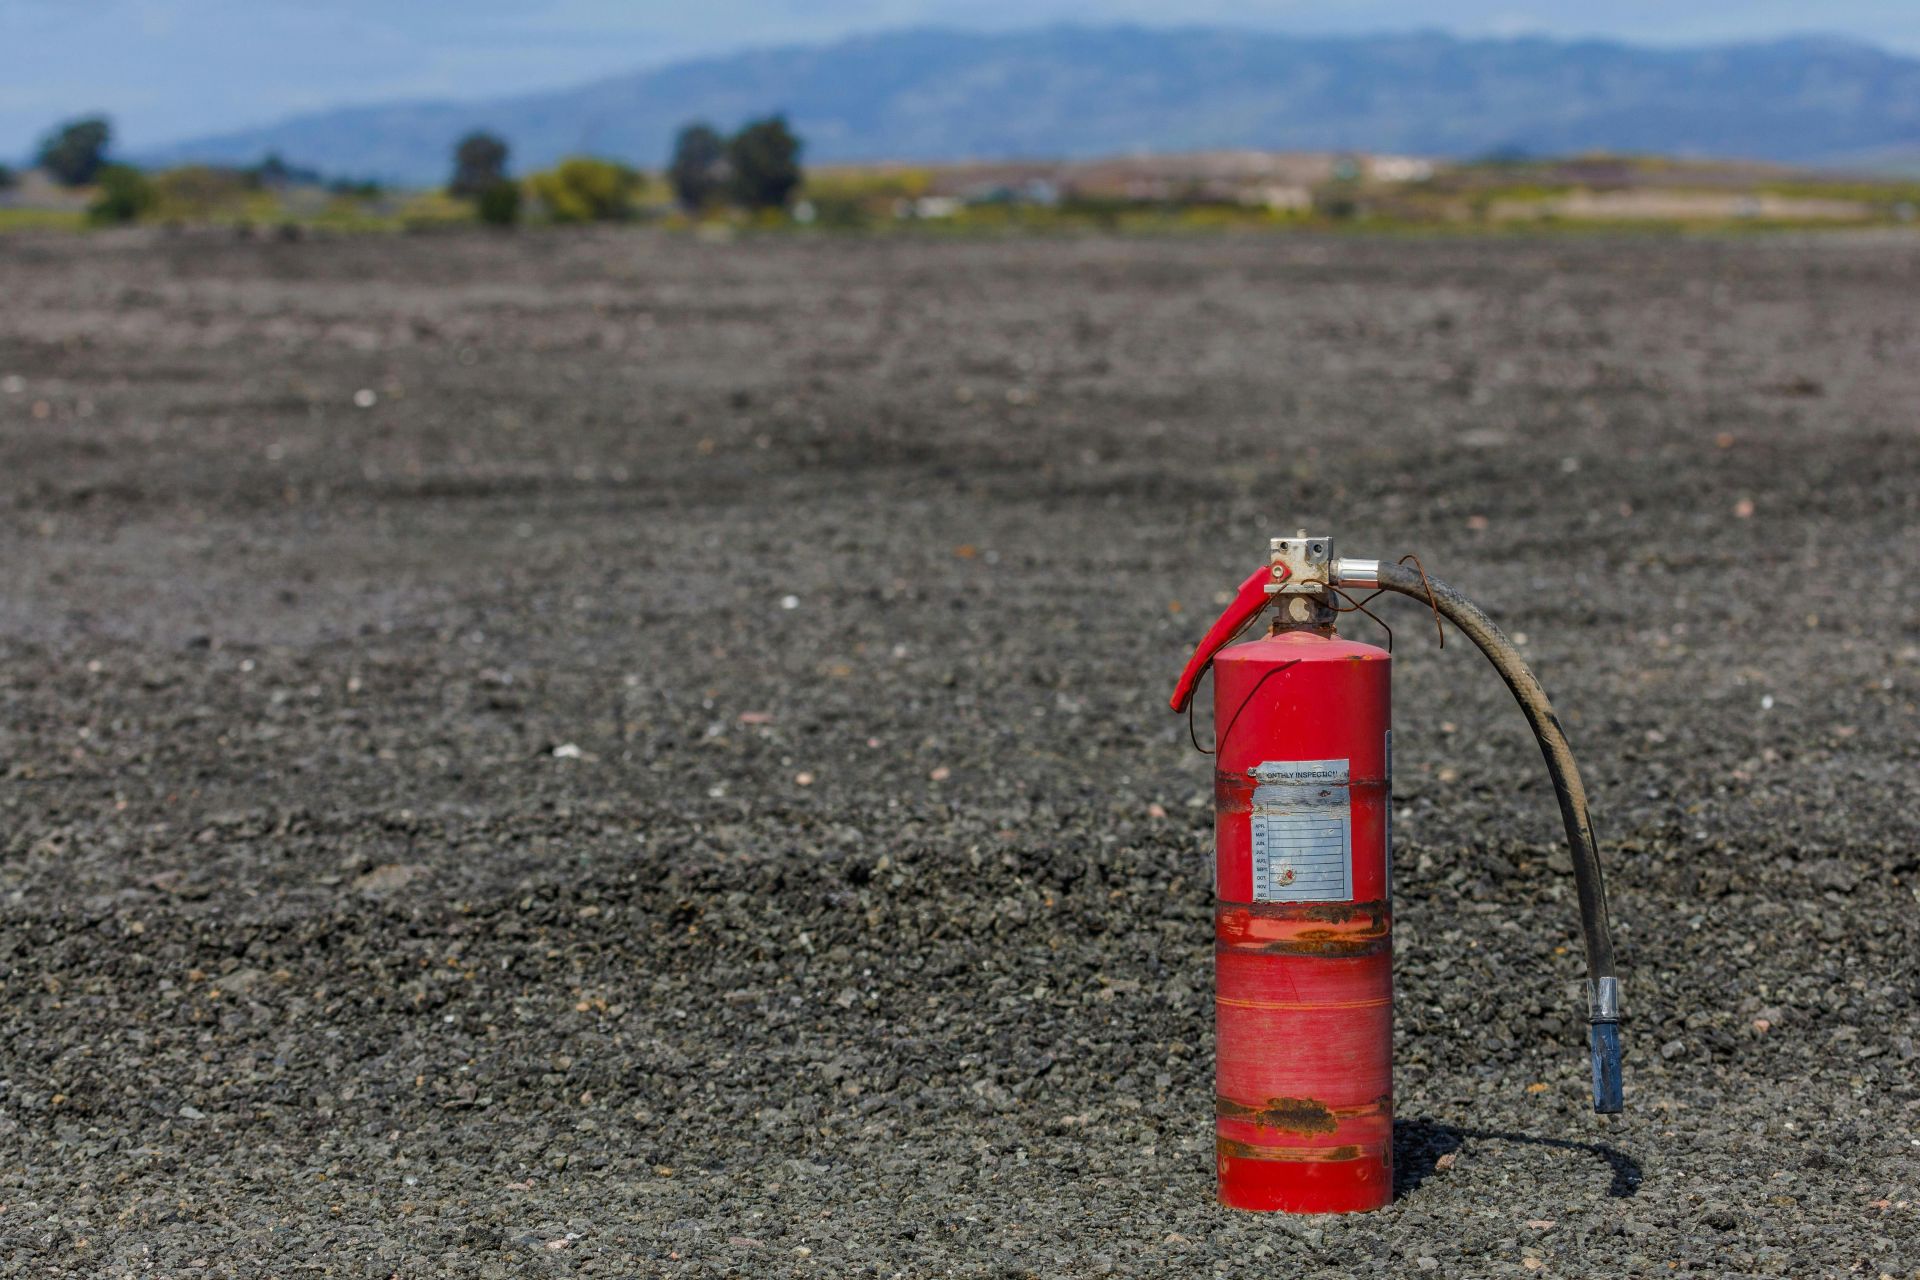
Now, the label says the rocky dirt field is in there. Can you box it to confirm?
[0,227,1915,1277]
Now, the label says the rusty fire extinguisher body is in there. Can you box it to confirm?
[1174,531,1626,1214]
[1211,631,1393,1213]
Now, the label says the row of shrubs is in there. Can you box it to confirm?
[9,118,388,226]
[8,114,805,229]
[449,117,803,226]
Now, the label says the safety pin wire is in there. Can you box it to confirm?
[1184,598,1273,752]
[1189,552,1447,756]
[1398,552,1446,648]
[1330,584,1393,652]
[1189,659,1303,756]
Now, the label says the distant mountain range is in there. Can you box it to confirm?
[142,26,1920,183]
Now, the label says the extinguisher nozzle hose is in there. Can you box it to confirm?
[1370,560,1624,1112]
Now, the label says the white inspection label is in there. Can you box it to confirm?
[1249,759,1352,902]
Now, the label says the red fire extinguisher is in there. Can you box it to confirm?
[1171,533,1622,1214]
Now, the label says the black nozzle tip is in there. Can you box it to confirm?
[1589,1020,1623,1114]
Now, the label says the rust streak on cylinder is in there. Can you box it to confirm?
[1216,1094,1337,1133]
[1216,898,1392,957]
[1221,899,1390,926]
[1217,1138,1366,1164]
[1223,933,1391,958]
[1217,1093,1391,1130]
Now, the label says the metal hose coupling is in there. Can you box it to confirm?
[1588,977,1624,1114]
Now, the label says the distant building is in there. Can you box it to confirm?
[1244,185,1314,211]
[1366,155,1434,183]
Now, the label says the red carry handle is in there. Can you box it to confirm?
[1169,564,1284,713]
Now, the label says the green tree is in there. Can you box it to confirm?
[527,157,638,223]
[668,122,725,211]
[252,152,323,189]
[254,152,292,188]
[726,116,803,211]
[476,179,522,227]
[0,164,15,190]
[38,116,112,187]
[88,165,157,224]
[450,131,510,198]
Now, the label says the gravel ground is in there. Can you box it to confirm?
[0,227,1916,1277]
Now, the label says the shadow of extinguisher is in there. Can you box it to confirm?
[1394,1117,1644,1200]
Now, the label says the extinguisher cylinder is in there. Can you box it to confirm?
[1209,630,1395,1213]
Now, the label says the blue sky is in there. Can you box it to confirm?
[6,0,1919,156]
